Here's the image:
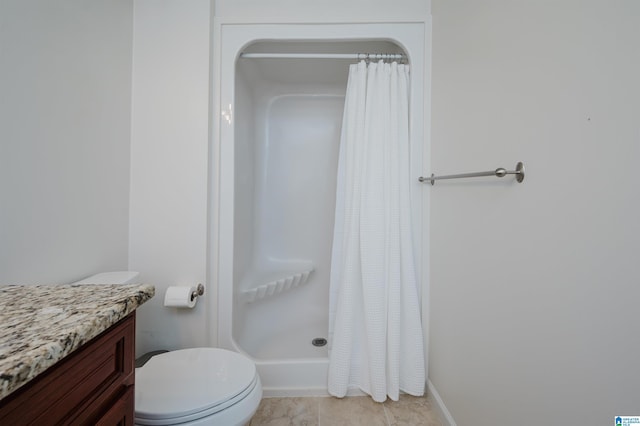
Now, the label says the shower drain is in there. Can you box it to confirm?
[312,337,327,347]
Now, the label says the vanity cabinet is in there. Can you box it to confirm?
[0,313,136,425]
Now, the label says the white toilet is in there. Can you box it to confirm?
[135,348,262,425]
[72,272,263,425]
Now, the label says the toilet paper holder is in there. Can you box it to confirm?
[191,283,205,301]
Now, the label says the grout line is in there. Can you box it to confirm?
[258,394,445,425]
[382,402,392,426]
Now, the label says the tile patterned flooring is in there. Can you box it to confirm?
[249,394,443,426]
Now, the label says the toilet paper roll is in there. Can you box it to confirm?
[164,286,197,308]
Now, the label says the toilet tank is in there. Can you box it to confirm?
[71,271,140,285]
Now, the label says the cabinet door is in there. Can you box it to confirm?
[95,386,135,426]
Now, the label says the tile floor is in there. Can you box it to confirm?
[249,394,443,426]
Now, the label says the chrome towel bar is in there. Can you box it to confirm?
[419,162,525,185]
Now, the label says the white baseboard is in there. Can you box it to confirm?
[427,380,456,426]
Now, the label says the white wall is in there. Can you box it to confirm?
[129,0,211,356]
[429,1,640,425]
[0,0,133,284]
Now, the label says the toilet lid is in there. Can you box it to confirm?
[135,348,257,423]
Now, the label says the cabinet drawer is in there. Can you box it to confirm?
[0,314,135,425]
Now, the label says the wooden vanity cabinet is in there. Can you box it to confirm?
[0,313,136,425]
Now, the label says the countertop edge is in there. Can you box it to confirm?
[0,284,155,400]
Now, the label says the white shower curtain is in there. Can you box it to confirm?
[328,60,425,402]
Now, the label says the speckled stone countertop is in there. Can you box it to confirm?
[0,283,154,400]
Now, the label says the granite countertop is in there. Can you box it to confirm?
[0,283,155,400]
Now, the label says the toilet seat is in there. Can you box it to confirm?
[135,348,259,425]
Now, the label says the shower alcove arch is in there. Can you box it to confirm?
[211,22,428,396]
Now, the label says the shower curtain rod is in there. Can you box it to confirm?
[240,52,407,61]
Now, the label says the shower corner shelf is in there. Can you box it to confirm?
[241,268,314,303]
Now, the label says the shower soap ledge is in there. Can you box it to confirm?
[242,268,314,303]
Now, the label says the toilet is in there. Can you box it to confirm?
[72,272,263,425]
[135,348,262,425]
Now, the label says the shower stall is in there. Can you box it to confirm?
[212,23,427,396]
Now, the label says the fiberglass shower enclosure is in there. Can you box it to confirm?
[213,23,427,396]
